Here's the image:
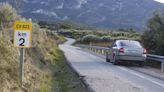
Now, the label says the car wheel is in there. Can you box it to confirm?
[139,62,144,67]
[106,58,110,62]
[113,54,118,65]
[106,53,110,62]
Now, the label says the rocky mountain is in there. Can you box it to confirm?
[1,0,164,30]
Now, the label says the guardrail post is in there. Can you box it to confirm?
[103,50,105,54]
[101,49,103,54]
[104,51,107,55]
[161,62,164,71]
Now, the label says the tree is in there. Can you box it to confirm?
[142,11,164,55]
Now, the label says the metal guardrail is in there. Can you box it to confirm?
[147,54,164,71]
[76,44,110,54]
[77,44,164,71]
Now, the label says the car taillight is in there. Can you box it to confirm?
[119,48,124,53]
[143,49,147,54]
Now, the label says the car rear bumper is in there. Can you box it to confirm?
[117,54,147,62]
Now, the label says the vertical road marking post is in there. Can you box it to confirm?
[20,48,25,86]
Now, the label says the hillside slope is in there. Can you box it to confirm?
[0,3,87,92]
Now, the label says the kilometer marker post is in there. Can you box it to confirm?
[19,48,25,87]
[13,21,32,87]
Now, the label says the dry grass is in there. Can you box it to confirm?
[0,3,85,92]
[0,30,20,92]
[0,24,87,92]
[0,24,65,92]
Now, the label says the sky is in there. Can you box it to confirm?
[154,0,164,3]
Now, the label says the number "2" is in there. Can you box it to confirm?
[19,38,25,46]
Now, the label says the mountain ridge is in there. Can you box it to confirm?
[1,0,164,31]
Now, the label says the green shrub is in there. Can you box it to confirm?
[101,36,111,42]
[82,34,101,42]
[142,12,164,55]
[112,36,128,40]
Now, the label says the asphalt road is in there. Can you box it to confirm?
[59,38,164,92]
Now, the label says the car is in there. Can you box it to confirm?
[106,40,147,66]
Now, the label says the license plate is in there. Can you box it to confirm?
[129,50,138,53]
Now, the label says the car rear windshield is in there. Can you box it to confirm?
[120,41,142,48]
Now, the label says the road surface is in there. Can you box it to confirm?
[59,38,164,92]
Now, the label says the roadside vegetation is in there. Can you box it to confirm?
[56,11,164,68]
[141,11,164,67]
[57,11,164,56]
[142,12,164,55]
[58,27,141,47]
[0,2,87,92]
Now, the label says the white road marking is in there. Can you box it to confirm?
[117,66,164,87]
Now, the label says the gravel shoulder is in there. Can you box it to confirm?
[84,71,146,92]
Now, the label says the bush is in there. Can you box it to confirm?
[112,36,128,40]
[101,36,111,42]
[0,2,17,29]
[82,34,101,42]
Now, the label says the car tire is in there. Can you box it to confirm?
[106,58,110,62]
[113,54,119,65]
[139,62,144,67]
[106,53,110,62]
[113,60,119,65]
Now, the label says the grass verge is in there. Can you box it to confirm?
[48,46,88,92]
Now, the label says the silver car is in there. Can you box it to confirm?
[106,40,147,66]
